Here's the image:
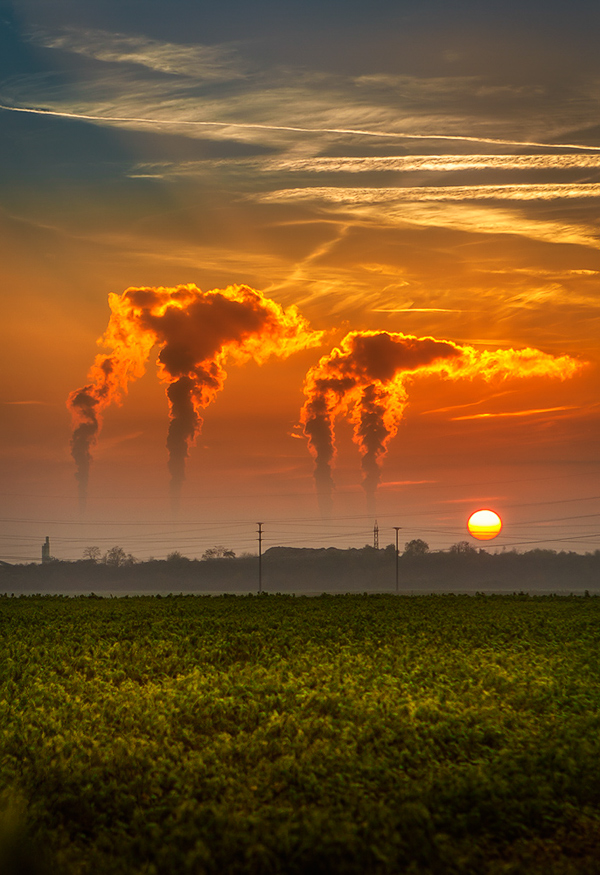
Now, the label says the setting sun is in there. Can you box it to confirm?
[467,509,503,541]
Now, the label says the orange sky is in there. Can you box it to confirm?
[1,0,599,561]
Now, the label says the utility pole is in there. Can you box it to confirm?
[373,520,379,550]
[257,522,263,593]
[393,527,401,594]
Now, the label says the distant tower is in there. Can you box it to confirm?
[373,520,379,550]
[42,537,51,564]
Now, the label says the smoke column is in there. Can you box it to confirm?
[68,283,321,513]
[301,330,582,516]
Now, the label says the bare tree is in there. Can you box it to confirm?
[83,546,101,563]
[104,546,136,566]
[449,541,477,555]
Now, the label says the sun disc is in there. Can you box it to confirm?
[467,509,502,541]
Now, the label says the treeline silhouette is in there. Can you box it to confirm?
[1,544,599,594]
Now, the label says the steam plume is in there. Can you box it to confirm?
[301,331,582,516]
[68,284,321,512]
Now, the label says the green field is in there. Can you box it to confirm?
[2,593,600,874]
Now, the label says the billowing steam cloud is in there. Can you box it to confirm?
[68,284,321,512]
[301,331,582,516]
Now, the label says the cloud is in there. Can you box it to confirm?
[5,28,600,160]
[487,268,600,278]
[424,392,516,415]
[353,73,546,101]
[441,496,507,505]
[262,183,600,204]
[3,100,600,152]
[1,400,53,406]
[268,154,600,173]
[379,479,438,487]
[372,308,460,313]
[30,27,244,80]
[451,405,578,420]
[256,189,600,250]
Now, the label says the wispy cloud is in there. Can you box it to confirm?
[2,400,53,406]
[451,405,578,421]
[486,268,600,278]
[506,286,600,309]
[31,28,244,80]
[354,73,545,101]
[372,307,460,312]
[256,191,600,249]
[262,183,600,204]
[97,431,146,453]
[379,480,438,488]
[440,496,507,504]
[424,392,516,415]
[269,155,600,173]
[3,101,600,153]
[4,27,600,161]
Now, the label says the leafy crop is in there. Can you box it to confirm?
[1,594,600,874]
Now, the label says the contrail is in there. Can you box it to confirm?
[301,331,584,517]
[262,183,600,202]
[2,102,600,151]
[67,283,322,514]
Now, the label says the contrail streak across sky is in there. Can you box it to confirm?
[2,103,600,152]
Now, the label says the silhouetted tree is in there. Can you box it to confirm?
[449,541,477,555]
[404,539,429,557]
[104,546,137,566]
[202,546,236,560]
[166,551,189,562]
[83,546,101,563]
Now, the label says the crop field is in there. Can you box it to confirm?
[1,593,600,874]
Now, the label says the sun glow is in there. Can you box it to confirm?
[467,509,503,541]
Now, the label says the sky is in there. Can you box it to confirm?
[1,0,599,563]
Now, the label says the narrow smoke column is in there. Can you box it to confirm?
[67,336,154,513]
[300,330,582,516]
[68,283,322,513]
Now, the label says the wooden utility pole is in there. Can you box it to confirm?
[257,522,263,593]
[393,527,401,594]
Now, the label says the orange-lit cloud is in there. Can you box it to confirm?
[372,308,459,313]
[269,155,600,173]
[256,193,599,252]
[264,184,600,203]
[300,331,583,516]
[451,405,579,420]
[2,400,53,406]
[68,284,321,512]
